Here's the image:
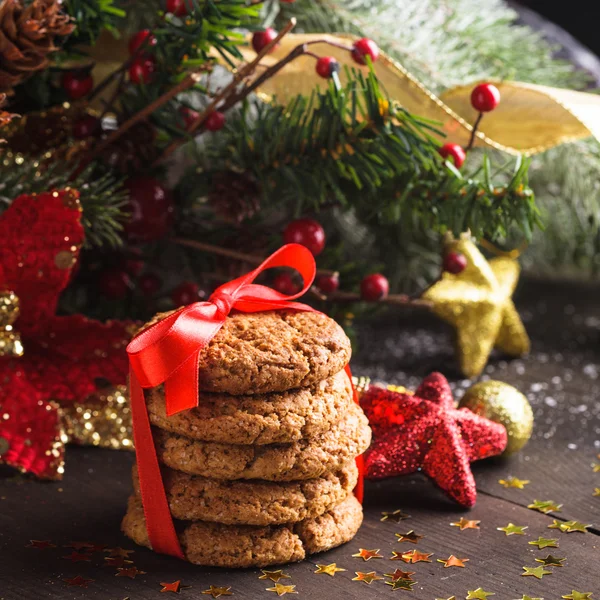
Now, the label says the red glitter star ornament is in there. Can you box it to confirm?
[361,372,507,507]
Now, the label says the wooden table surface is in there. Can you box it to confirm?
[0,278,599,599]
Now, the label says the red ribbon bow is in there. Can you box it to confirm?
[127,244,362,559]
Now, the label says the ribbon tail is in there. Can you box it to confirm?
[129,367,184,559]
[164,352,200,417]
[345,364,364,504]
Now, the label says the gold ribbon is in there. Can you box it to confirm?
[237,33,600,156]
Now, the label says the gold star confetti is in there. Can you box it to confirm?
[528,537,558,549]
[107,547,134,558]
[352,571,383,584]
[201,586,233,598]
[27,540,56,549]
[116,567,146,579]
[437,555,469,568]
[466,588,495,600]
[561,520,591,533]
[497,523,528,536]
[160,581,186,593]
[62,551,92,563]
[451,517,480,530]
[562,592,593,600]
[385,569,415,581]
[395,530,423,544]
[381,509,410,522]
[104,556,134,568]
[265,583,297,596]
[63,575,94,588]
[436,597,456,600]
[314,563,346,576]
[386,579,416,591]
[593,488,600,497]
[592,463,600,473]
[518,596,543,600]
[535,554,565,567]
[397,549,433,563]
[522,566,552,579]
[499,476,530,489]
[258,570,291,583]
[548,519,570,532]
[528,500,562,514]
[352,548,383,561]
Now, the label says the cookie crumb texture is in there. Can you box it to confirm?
[121,494,363,568]
[146,370,353,445]
[132,462,358,525]
[141,310,351,395]
[153,403,371,481]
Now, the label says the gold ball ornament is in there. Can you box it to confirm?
[459,380,533,455]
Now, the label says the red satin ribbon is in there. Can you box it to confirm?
[127,244,363,558]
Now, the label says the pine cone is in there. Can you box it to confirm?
[0,0,74,93]
[208,170,261,224]
[99,122,160,174]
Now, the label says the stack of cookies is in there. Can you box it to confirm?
[122,310,372,568]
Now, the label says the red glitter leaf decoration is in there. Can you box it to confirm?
[361,372,507,507]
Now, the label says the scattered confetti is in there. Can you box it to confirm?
[385,569,416,581]
[522,566,552,579]
[64,542,93,551]
[548,519,570,532]
[62,575,94,588]
[437,555,469,568]
[561,520,591,533]
[62,551,92,563]
[466,588,495,600]
[258,570,291,583]
[497,523,528,536]
[160,581,183,593]
[201,586,233,598]
[436,597,457,600]
[562,592,593,600]
[528,537,558,549]
[314,564,346,577]
[593,488,600,497]
[104,557,134,568]
[528,500,562,514]
[107,547,134,558]
[592,463,600,473]
[451,518,480,530]
[396,549,433,563]
[386,579,416,591]
[498,477,530,489]
[116,567,146,579]
[265,583,297,596]
[395,530,423,544]
[352,548,383,561]
[352,571,383,584]
[535,555,566,567]
[381,509,410,523]
[27,540,56,549]
[86,543,108,552]
[518,596,543,600]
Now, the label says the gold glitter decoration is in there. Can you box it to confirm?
[59,385,133,450]
[0,290,23,358]
[460,380,533,455]
[422,236,530,378]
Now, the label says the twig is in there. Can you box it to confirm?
[312,288,433,308]
[466,111,483,152]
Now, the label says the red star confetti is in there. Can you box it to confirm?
[63,551,92,563]
[116,567,146,579]
[352,571,383,584]
[104,557,134,568]
[64,541,94,550]
[396,549,433,563]
[63,575,94,588]
[160,581,186,593]
[27,540,56,549]
[352,548,383,561]
[385,569,415,581]
[107,547,134,558]
[360,373,507,506]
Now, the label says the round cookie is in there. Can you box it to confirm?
[140,309,351,395]
[122,494,363,568]
[146,370,353,445]
[132,461,358,525]
[153,403,371,481]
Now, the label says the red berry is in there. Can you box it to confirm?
[180,106,199,129]
[124,177,174,242]
[129,56,155,84]
[272,273,300,295]
[470,83,500,113]
[99,268,131,299]
[360,273,389,301]
[438,143,466,168]
[316,273,339,294]
[351,38,379,65]
[125,258,145,277]
[252,28,278,54]
[316,56,339,79]
[443,251,467,274]
[72,115,100,139]
[61,72,94,100]
[204,111,225,132]
[166,0,189,15]
[138,273,162,296]
[129,29,157,55]
[171,282,203,306]
[283,219,326,256]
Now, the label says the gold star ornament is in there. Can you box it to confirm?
[497,523,528,536]
[528,537,558,549]
[202,586,233,598]
[522,566,552,579]
[258,570,291,583]
[562,592,593,600]
[314,563,346,576]
[266,583,297,596]
[422,237,530,378]
[352,571,383,584]
[466,588,495,600]
[499,476,530,489]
